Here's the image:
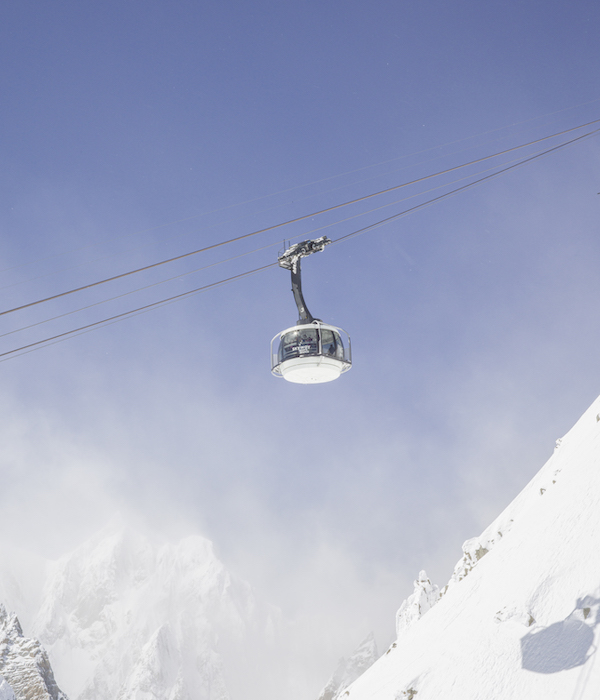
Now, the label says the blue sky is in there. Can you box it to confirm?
[1,0,599,692]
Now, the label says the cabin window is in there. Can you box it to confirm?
[321,329,344,359]
[279,329,319,362]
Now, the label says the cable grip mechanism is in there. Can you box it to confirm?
[278,236,331,324]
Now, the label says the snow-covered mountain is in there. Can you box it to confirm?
[0,524,299,700]
[7,393,600,700]
[317,633,378,700]
[343,394,600,699]
[0,604,68,700]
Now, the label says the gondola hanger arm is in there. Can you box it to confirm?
[277,236,331,324]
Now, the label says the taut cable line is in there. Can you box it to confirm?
[0,263,277,361]
[1,118,598,320]
[1,123,598,362]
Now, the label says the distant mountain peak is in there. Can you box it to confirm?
[317,632,378,700]
[0,524,288,700]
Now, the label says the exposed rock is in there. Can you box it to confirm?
[396,572,440,637]
[0,605,67,700]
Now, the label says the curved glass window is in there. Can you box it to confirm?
[279,328,319,363]
[321,329,344,360]
[272,324,352,375]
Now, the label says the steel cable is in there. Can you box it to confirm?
[1,123,598,361]
[2,118,599,320]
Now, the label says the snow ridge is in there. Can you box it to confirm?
[344,393,600,699]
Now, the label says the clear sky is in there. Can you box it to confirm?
[1,0,599,692]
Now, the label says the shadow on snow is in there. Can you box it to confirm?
[521,595,600,674]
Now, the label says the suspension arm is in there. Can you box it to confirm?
[278,236,330,324]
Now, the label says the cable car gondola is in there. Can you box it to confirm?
[271,237,352,384]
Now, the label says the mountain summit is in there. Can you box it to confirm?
[0,524,292,700]
[343,395,600,699]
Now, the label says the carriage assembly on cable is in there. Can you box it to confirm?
[270,236,352,384]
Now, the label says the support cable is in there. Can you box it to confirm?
[2,133,587,340]
[333,127,600,245]
[3,102,598,278]
[2,119,599,320]
[2,125,598,362]
[0,263,277,361]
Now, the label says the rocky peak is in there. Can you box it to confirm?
[0,604,67,700]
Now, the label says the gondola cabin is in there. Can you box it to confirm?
[271,236,352,384]
[271,321,351,384]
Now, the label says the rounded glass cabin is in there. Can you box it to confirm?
[271,321,352,384]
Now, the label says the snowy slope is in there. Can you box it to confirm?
[0,604,68,700]
[0,524,296,700]
[344,395,600,700]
